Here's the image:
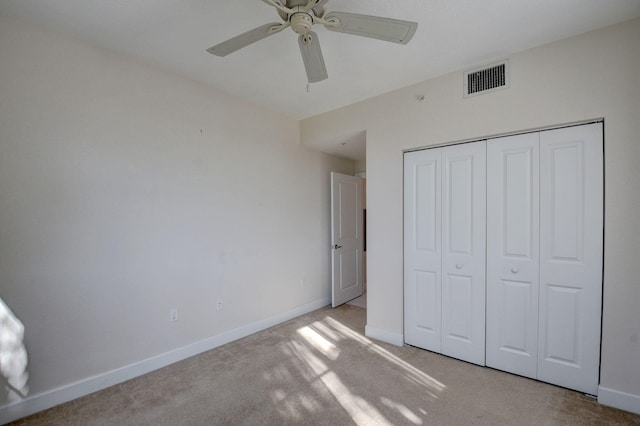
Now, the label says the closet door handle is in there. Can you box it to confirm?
[333,244,343,249]
[511,267,520,274]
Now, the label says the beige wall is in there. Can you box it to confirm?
[302,19,640,411]
[0,13,353,417]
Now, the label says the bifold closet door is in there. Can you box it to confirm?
[486,133,540,379]
[537,123,603,395]
[486,123,603,395]
[441,142,486,365]
[404,141,486,366]
[404,147,442,353]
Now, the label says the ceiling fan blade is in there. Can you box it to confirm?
[298,31,328,83]
[324,12,418,44]
[207,23,283,57]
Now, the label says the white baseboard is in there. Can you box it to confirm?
[365,325,404,346]
[598,386,640,415]
[0,297,329,425]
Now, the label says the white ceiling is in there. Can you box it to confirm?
[2,0,640,160]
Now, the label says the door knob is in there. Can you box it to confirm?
[333,244,343,249]
[456,264,463,270]
[511,267,520,274]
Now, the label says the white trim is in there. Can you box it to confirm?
[403,118,604,155]
[365,325,404,346]
[598,386,640,415]
[0,297,330,425]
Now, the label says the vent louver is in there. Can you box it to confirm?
[464,60,510,98]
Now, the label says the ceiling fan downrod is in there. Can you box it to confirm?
[264,0,339,35]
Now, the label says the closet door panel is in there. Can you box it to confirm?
[415,271,439,332]
[404,148,442,352]
[538,123,603,395]
[441,141,486,366]
[486,133,540,378]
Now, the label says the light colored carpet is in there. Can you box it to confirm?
[10,304,640,425]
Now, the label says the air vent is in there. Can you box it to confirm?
[464,60,510,98]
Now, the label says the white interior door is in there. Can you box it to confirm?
[331,172,364,307]
[537,123,603,395]
[404,148,442,352]
[441,141,486,365]
[486,133,540,378]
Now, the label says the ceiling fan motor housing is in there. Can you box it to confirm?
[290,12,313,35]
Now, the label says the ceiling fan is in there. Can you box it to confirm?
[207,0,418,83]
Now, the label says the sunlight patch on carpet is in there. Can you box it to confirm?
[297,326,340,360]
[290,337,393,426]
[381,396,423,424]
[324,316,446,393]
